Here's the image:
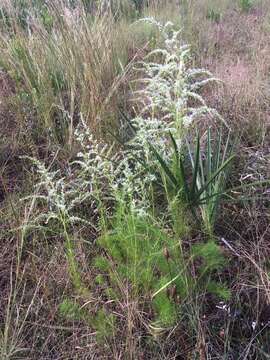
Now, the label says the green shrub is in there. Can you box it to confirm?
[94,204,229,327]
[239,0,254,12]
[94,206,189,326]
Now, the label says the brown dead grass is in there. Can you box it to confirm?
[195,7,270,145]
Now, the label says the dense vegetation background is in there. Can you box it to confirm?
[0,0,270,359]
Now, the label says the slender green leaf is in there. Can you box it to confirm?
[148,142,178,188]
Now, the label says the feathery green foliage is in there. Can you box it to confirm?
[94,204,229,327]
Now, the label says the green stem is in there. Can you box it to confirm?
[60,212,83,293]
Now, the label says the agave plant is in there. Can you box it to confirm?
[146,128,234,237]
[187,128,234,236]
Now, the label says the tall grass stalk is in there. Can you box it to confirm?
[0,1,137,146]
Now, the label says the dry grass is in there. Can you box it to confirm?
[188,3,270,146]
[0,1,156,150]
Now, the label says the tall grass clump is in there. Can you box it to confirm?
[0,1,147,148]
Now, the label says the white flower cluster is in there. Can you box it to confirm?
[25,19,225,223]
[133,19,223,132]
[24,156,93,227]
[128,116,173,159]
[73,118,115,195]
[73,114,173,214]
